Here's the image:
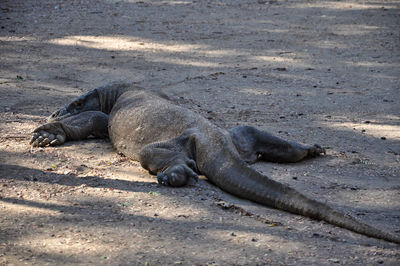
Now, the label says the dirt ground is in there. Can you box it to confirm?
[1,0,399,265]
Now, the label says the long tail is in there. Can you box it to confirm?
[201,149,400,244]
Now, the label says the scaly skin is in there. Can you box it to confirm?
[30,83,400,244]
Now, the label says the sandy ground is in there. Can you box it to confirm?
[1,0,399,265]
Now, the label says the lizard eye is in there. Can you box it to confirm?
[73,101,83,107]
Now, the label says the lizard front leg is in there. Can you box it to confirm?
[30,111,109,147]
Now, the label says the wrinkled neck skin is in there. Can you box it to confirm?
[96,83,133,114]
[47,83,133,122]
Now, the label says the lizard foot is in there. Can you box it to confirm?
[308,144,326,157]
[157,162,199,187]
[30,122,66,147]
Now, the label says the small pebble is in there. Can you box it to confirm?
[381,137,386,140]
[328,258,340,263]
[312,233,322,238]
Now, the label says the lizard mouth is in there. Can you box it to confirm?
[47,107,73,122]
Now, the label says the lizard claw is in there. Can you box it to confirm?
[157,173,170,186]
[30,122,66,147]
[309,144,326,156]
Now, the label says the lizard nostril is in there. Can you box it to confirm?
[51,110,60,117]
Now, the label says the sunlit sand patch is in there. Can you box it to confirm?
[0,36,36,41]
[155,57,221,67]
[47,35,241,67]
[289,1,394,10]
[48,35,323,69]
[251,55,312,68]
[310,40,348,49]
[1,199,63,215]
[332,24,381,36]
[240,88,273,96]
[323,121,400,140]
[344,61,398,68]
[49,35,222,55]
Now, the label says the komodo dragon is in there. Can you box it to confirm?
[30,82,399,244]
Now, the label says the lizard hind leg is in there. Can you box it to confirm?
[230,125,325,163]
[139,141,199,187]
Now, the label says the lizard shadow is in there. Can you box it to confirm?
[1,163,157,193]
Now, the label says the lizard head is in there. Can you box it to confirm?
[48,89,101,122]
